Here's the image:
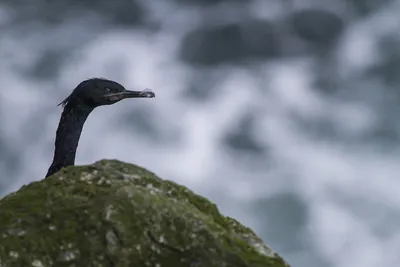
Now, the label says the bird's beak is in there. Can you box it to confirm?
[122,89,155,98]
[105,89,155,101]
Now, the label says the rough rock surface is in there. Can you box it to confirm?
[0,159,289,267]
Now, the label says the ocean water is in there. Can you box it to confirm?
[1,1,400,267]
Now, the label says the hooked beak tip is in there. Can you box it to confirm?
[141,90,155,98]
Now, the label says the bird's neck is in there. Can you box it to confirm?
[46,103,94,178]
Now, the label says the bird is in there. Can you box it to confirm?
[46,77,155,178]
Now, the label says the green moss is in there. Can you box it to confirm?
[0,159,289,267]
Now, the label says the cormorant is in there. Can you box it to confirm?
[46,78,155,178]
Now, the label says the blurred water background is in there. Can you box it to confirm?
[1,1,400,266]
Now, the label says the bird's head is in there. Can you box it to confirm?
[58,78,155,108]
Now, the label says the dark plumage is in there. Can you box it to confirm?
[46,78,155,178]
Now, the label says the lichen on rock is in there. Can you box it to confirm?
[0,159,289,267]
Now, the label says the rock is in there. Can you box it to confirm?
[289,9,344,47]
[174,0,244,6]
[2,0,144,25]
[347,0,390,16]
[180,19,281,66]
[0,160,289,267]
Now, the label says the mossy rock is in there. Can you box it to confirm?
[0,159,289,267]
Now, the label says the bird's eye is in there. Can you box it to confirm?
[105,88,111,93]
